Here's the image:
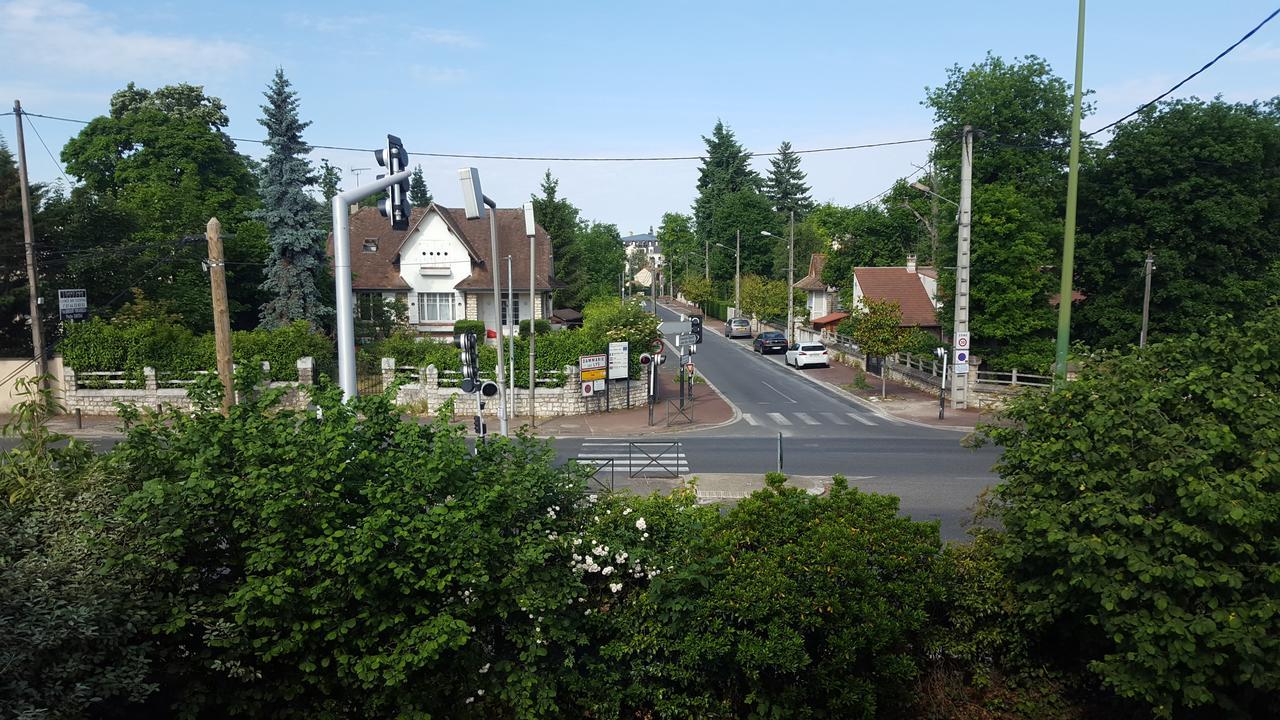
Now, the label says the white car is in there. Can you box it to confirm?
[785,342,829,369]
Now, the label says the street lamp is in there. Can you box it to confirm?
[458,167,509,437]
[714,238,740,318]
[910,181,959,208]
[761,211,796,344]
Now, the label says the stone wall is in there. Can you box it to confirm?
[63,357,316,416]
[385,359,649,417]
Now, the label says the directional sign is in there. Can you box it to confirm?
[659,320,691,335]
[676,333,698,347]
[580,353,608,382]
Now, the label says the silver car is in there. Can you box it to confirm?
[724,317,752,338]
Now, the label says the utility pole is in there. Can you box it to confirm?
[650,256,658,314]
[1140,249,1154,348]
[525,203,537,428]
[734,229,741,317]
[1055,0,1087,382]
[786,210,795,345]
[206,218,234,415]
[951,126,973,410]
[506,255,515,423]
[13,100,46,386]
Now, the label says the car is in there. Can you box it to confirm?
[723,317,752,339]
[752,331,788,354]
[785,342,830,369]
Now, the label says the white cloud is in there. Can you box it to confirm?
[0,0,250,77]
[416,28,481,48]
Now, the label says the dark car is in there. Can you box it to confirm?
[753,331,788,354]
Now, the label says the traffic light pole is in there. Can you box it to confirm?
[332,169,412,401]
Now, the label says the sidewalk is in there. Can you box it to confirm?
[661,297,987,431]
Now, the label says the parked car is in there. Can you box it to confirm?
[724,317,752,339]
[785,342,830,369]
[752,331,788,354]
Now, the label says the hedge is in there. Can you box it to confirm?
[518,319,551,337]
[452,319,486,337]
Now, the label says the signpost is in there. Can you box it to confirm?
[676,333,698,348]
[953,332,970,375]
[607,342,629,379]
[580,353,607,381]
[57,289,87,321]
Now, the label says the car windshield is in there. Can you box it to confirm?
[800,344,825,351]
[731,319,749,326]
[762,332,783,339]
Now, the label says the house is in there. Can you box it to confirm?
[329,205,561,338]
[621,231,663,287]
[793,253,839,320]
[849,255,942,335]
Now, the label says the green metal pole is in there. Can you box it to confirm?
[1055,0,1086,383]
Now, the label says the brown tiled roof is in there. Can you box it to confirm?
[794,253,828,291]
[811,311,849,325]
[853,267,939,327]
[328,205,562,292]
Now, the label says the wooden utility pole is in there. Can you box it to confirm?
[206,218,234,414]
[13,100,47,387]
[1140,249,1154,348]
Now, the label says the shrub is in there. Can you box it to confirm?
[519,318,551,337]
[453,319,486,337]
[982,308,1280,717]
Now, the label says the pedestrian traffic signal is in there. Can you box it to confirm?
[480,380,499,397]
[374,134,411,230]
[639,353,651,365]
[454,331,479,387]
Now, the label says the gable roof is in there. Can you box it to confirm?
[794,253,828,291]
[329,206,563,292]
[853,267,939,327]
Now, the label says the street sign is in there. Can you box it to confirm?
[955,332,970,351]
[954,349,969,364]
[581,381,594,396]
[580,353,607,382]
[676,333,698,347]
[593,379,605,392]
[58,289,87,321]
[607,341,629,380]
[685,362,694,376]
[954,363,969,375]
[659,320,691,335]
[650,338,664,353]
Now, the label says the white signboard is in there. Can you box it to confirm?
[607,341,629,380]
[954,332,970,351]
[593,379,605,392]
[58,289,88,321]
[581,381,594,397]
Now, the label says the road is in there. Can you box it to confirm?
[551,304,1002,539]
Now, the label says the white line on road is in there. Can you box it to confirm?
[574,453,686,459]
[767,412,792,425]
[742,413,760,426]
[820,412,847,425]
[760,381,797,404]
[846,412,877,426]
[793,412,821,425]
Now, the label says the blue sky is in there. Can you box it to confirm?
[3,0,1278,235]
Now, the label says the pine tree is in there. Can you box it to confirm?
[764,141,813,219]
[409,165,433,206]
[255,68,329,329]
[693,120,761,256]
[318,159,341,204]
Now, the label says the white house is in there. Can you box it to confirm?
[793,253,839,319]
[330,205,561,338]
[621,232,663,287]
[849,255,942,335]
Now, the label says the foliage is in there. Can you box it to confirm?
[815,201,923,290]
[519,318,551,337]
[409,164,433,207]
[657,212,699,279]
[1075,97,1280,349]
[255,69,330,330]
[0,377,157,716]
[530,171,581,295]
[763,140,814,219]
[581,475,944,718]
[453,319,486,337]
[355,294,407,342]
[693,120,762,258]
[679,273,713,308]
[109,81,231,130]
[706,190,781,285]
[739,274,789,326]
[901,327,946,357]
[848,298,908,397]
[559,221,625,309]
[317,158,342,204]
[981,309,1280,718]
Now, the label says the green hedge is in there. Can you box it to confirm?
[519,319,552,337]
[704,298,731,321]
[452,319,486,337]
[61,319,334,385]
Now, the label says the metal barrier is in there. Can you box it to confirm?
[628,441,683,478]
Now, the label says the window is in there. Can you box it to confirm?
[362,238,378,253]
[417,292,455,323]
[501,298,521,327]
[357,292,377,321]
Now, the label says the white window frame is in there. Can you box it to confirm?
[417,292,455,323]
[501,298,521,327]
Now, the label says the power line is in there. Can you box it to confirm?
[21,114,76,189]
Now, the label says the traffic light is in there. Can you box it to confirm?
[375,134,411,230]
[639,353,652,365]
[454,331,479,390]
[480,380,499,397]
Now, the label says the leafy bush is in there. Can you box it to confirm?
[519,318,551,337]
[453,319,486,337]
[982,308,1280,717]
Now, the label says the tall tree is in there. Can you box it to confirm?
[708,190,780,296]
[254,69,328,329]
[317,159,342,205]
[0,137,40,353]
[560,221,624,308]
[656,212,698,279]
[530,170,581,305]
[1075,97,1280,348]
[693,121,761,263]
[409,165,433,207]
[763,141,813,219]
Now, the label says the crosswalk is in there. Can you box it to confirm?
[741,410,885,429]
[572,441,689,475]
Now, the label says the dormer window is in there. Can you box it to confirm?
[362,238,378,253]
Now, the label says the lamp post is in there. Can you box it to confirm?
[524,202,537,427]
[761,211,795,344]
[506,254,515,423]
[458,167,508,436]
[714,240,741,318]
[933,346,948,420]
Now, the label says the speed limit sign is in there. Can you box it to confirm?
[955,332,970,350]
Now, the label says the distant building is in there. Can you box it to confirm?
[850,255,942,336]
[621,231,663,287]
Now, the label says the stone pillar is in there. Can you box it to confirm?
[381,357,396,393]
[465,293,479,321]
[296,356,314,385]
[964,357,982,402]
[425,364,439,389]
[64,367,78,411]
[566,364,582,416]
[143,367,158,408]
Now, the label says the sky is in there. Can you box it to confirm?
[3,0,1278,236]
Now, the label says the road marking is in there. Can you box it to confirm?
[767,412,792,425]
[820,412,847,425]
[794,412,821,425]
[846,412,876,426]
[742,413,760,426]
[760,381,797,404]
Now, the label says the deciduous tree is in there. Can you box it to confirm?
[849,297,907,397]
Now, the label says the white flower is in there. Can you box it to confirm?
[477,689,485,696]
[610,582,623,593]
[601,566,614,576]
[465,697,475,704]
[622,507,632,516]
[572,537,582,545]
[615,552,628,563]
[635,518,647,531]
[588,494,598,504]
[479,663,490,674]
[592,545,607,557]
[546,508,557,519]
[643,532,649,540]
[584,609,592,615]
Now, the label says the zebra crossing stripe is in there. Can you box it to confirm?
[742,414,761,426]
[846,412,876,426]
[821,412,847,425]
[767,413,792,425]
[793,412,821,425]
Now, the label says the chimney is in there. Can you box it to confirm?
[906,254,917,273]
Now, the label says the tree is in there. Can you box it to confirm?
[560,220,625,308]
[763,140,813,219]
[1075,97,1280,349]
[656,212,698,279]
[739,274,788,330]
[409,164,433,207]
[109,81,231,130]
[693,121,761,261]
[681,273,713,309]
[0,137,42,354]
[317,158,342,205]
[849,297,907,398]
[983,308,1280,717]
[708,189,780,293]
[530,170,580,273]
[254,69,329,330]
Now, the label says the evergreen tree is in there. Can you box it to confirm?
[693,120,761,260]
[318,159,342,205]
[409,165,433,207]
[763,141,813,219]
[254,68,329,329]
[530,170,581,298]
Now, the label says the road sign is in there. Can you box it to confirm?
[954,363,969,375]
[954,349,969,364]
[580,353,607,382]
[676,333,698,347]
[685,362,694,376]
[658,320,691,335]
[581,381,594,397]
[58,289,87,321]
[955,332,970,351]
[650,338,664,353]
[593,379,605,391]
[608,341,629,380]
